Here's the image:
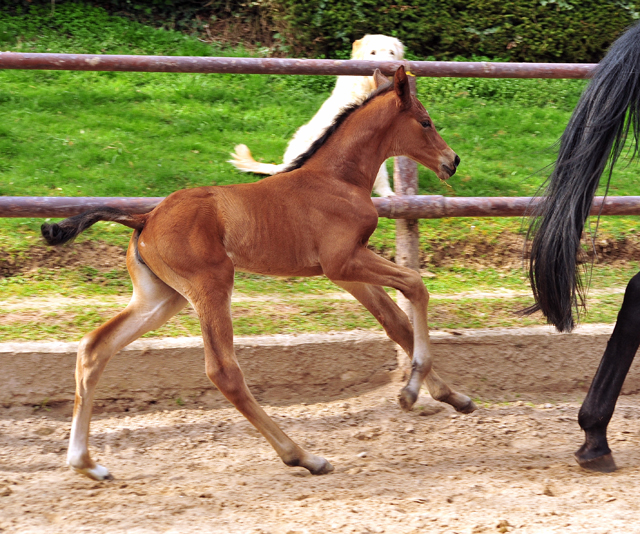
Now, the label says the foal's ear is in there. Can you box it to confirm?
[373,69,389,89]
[394,65,412,108]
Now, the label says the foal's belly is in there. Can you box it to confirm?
[218,184,330,278]
[235,263,325,277]
[226,247,324,278]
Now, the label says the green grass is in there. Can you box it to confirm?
[0,288,631,342]
[2,4,640,340]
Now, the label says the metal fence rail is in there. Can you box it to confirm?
[0,52,596,79]
[3,195,639,219]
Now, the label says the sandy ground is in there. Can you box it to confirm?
[2,382,640,534]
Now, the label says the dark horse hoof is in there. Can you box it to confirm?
[575,452,617,473]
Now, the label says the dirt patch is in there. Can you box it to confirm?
[3,232,639,279]
[0,241,126,278]
[424,232,527,270]
[423,231,640,270]
[1,383,640,533]
[0,310,45,326]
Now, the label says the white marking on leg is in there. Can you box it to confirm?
[69,462,112,481]
[66,416,86,468]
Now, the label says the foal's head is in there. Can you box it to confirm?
[379,67,460,181]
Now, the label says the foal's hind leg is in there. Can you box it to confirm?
[68,241,187,480]
[334,281,475,413]
[185,259,333,475]
[575,272,640,473]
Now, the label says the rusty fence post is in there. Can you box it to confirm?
[392,73,420,374]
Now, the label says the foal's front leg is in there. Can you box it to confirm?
[326,250,475,413]
[334,280,474,413]
[189,271,334,475]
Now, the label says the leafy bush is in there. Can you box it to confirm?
[277,0,640,62]
[2,0,638,62]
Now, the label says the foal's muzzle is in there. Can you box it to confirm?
[441,154,460,179]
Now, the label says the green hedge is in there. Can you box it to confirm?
[278,0,640,62]
[2,0,639,62]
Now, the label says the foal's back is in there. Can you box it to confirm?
[139,169,377,278]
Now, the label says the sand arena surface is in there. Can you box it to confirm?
[2,382,640,534]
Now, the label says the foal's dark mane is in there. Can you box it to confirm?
[281,80,395,173]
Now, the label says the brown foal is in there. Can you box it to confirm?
[41,66,475,480]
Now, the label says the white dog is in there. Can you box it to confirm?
[229,34,404,197]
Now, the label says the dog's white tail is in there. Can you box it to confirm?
[228,144,287,175]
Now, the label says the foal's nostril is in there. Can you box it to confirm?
[454,154,461,168]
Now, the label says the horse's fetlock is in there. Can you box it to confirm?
[430,389,453,403]
[578,405,608,433]
[283,455,302,468]
[411,358,431,379]
[281,446,303,467]
[67,450,93,471]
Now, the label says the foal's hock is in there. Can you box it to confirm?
[42,67,473,481]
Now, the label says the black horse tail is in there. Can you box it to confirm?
[41,208,148,246]
[527,21,640,332]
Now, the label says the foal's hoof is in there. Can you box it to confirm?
[294,453,334,475]
[455,398,478,414]
[398,387,418,412]
[575,452,617,473]
[71,463,114,481]
[309,459,335,475]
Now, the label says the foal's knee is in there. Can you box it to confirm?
[401,271,429,304]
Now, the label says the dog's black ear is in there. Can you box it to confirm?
[373,69,389,89]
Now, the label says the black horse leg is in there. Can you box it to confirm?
[575,272,640,472]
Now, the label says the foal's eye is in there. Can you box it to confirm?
[420,120,431,128]
[370,50,376,55]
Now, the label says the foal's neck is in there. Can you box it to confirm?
[311,92,399,192]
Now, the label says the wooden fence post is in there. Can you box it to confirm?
[392,73,420,375]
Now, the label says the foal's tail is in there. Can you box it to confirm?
[41,208,148,246]
[526,21,640,332]
[228,144,286,175]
